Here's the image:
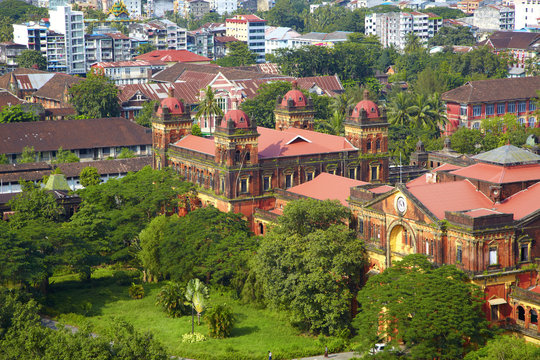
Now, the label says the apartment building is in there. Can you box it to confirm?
[125,0,142,17]
[365,11,442,50]
[92,60,165,85]
[129,20,187,50]
[49,6,86,74]
[183,0,211,19]
[515,0,540,29]
[457,0,483,14]
[472,5,515,31]
[187,29,215,59]
[13,21,48,56]
[0,42,27,73]
[265,26,301,55]
[46,32,68,73]
[212,0,238,15]
[226,15,266,62]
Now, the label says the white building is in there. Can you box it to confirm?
[92,60,165,85]
[365,11,443,50]
[471,5,514,31]
[13,22,48,56]
[129,20,187,50]
[226,14,266,62]
[264,26,301,55]
[49,6,86,74]
[211,0,238,15]
[515,0,540,30]
[125,0,142,17]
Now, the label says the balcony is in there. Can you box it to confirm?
[511,285,540,306]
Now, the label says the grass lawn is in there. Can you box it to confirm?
[44,271,325,360]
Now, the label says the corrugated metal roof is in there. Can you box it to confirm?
[472,144,540,165]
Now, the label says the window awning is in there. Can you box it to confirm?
[488,298,507,306]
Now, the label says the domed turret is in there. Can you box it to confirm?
[351,90,380,119]
[220,109,250,129]
[281,81,307,107]
[274,80,315,131]
[156,88,185,115]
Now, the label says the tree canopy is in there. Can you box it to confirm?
[428,26,475,47]
[354,254,492,359]
[250,199,365,335]
[216,42,257,67]
[241,81,292,128]
[68,72,120,118]
[0,105,39,123]
[16,50,47,70]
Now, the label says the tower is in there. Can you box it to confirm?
[152,88,192,169]
[274,81,315,131]
[214,107,259,198]
[344,90,389,183]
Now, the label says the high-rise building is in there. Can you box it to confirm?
[49,6,86,74]
[13,22,48,56]
[225,14,266,63]
[515,0,540,30]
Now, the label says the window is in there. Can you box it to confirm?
[460,105,467,116]
[349,168,355,179]
[520,243,529,262]
[285,174,293,188]
[371,166,378,181]
[489,247,498,265]
[306,172,314,182]
[245,152,250,162]
[529,117,536,127]
[358,217,363,234]
[531,309,538,325]
[220,178,225,193]
[263,176,271,191]
[472,122,480,129]
[456,244,462,263]
[425,241,429,254]
[240,178,248,193]
[473,105,481,117]
[235,150,241,163]
[486,103,494,115]
[366,140,372,151]
[376,138,381,150]
[529,101,536,111]
[508,102,516,113]
[518,101,527,112]
[497,103,505,114]
[518,306,525,321]
[258,223,264,235]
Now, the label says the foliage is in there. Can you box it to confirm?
[252,199,365,335]
[152,206,256,287]
[117,147,135,159]
[156,282,188,318]
[18,146,38,163]
[0,0,48,42]
[135,43,157,56]
[316,111,344,135]
[428,26,475,47]
[52,146,80,164]
[241,81,292,128]
[79,167,101,187]
[135,100,158,127]
[16,49,46,70]
[69,72,120,118]
[420,6,468,19]
[215,42,257,67]
[354,254,492,359]
[129,283,145,299]
[138,215,170,282]
[450,127,484,154]
[8,180,62,228]
[464,335,540,360]
[191,123,203,136]
[185,278,209,327]
[0,105,39,123]
[0,154,8,164]
[181,332,207,343]
[195,86,224,131]
[205,304,235,338]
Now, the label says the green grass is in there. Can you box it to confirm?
[44,271,326,360]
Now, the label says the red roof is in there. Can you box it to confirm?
[432,163,464,172]
[220,109,250,128]
[173,135,214,155]
[226,15,266,23]
[135,50,211,63]
[450,163,540,184]
[257,127,356,158]
[463,208,503,218]
[370,185,394,194]
[287,173,368,206]
[406,180,493,219]
[281,89,306,107]
[118,82,200,105]
[157,96,185,115]
[494,182,540,220]
[351,99,380,119]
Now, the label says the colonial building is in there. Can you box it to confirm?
[152,89,389,227]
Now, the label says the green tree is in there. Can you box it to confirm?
[138,215,170,282]
[69,72,120,118]
[8,180,62,227]
[354,254,492,359]
[117,148,135,159]
[252,199,365,335]
[16,49,46,70]
[241,81,292,128]
[195,86,224,133]
[420,6,468,19]
[191,123,203,136]
[0,105,39,123]
[408,93,436,130]
[52,146,80,164]
[205,304,235,338]
[135,43,157,55]
[0,154,8,164]
[428,26,475,47]
[316,111,344,135]
[185,278,209,332]
[135,100,158,127]
[387,92,411,127]
[156,282,188,318]
[79,166,101,187]
[18,146,38,163]
[215,41,257,67]
[265,0,305,31]
[404,33,423,54]
[464,335,540,360]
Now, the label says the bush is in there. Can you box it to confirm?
[205,303,235,338]
[181,332,206,343]
[128,283,144,299]
[156,282,188,318]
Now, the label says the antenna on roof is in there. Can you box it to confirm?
[399,152,402,184]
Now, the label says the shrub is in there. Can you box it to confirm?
[205,303,235,338]
[128,283,144,299]
[181,332,206,343]
[156,282,188,318]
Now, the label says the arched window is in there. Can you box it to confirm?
[529,117,536,128]
[259,223,264,235]
[246,151,250,162]
[366,141,372,151]
[531,309,538,325]
[518,306,526,321]
[518,117,525,125]
[376,138,381,150]
[235,150,241,163]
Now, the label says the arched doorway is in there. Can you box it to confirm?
[387,223,416,265]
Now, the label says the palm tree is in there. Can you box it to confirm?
[185,278,209,333]
[196,86,224,134]
[408,94,436,130]
[387,92,412,127]
[318,111,345,136]
[427,92,448,135]
[330,93,353,117]
[404,33,423,54]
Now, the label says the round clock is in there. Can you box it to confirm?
[396,196,407,214]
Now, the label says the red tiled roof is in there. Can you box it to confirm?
[135,50,211,63]
[432,163,464,172]
[173,135,214,155]
[406,180,493,219]
[257,127,356,158]
[370,185,394,194]
[214,36,239,43]
[296,75,344,96]
[118,82,200,104]
[104,32,130,39]
[441,77,540,103]
[0,91,25,109]
[463,208,503,218]
[93,60,158,68]
[177,70,216,89]
[287,173,368,206]
[450,163,540,184]
[494,182,540,220]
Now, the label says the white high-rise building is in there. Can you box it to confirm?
[125,0,142,18]
[211,0,238,15]
[515,0,540,30]
[226,14,266,62]
[49,6,86,74]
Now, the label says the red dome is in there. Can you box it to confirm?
[157,97,185,115]
[352,100,379,119]
[220,109,250,128]
[281,89,307,107]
